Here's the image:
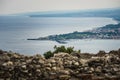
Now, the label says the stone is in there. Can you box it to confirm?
[21,65,26,69]
[49,72,57,79]
[92,77,105,80]
[38,60,44,64]
[0,49,120,80]
[96,66,102,73]
[59,75,70,80]
[35,65,41,68]
[22,70,28,73]
[74,62,79,66]
[43,72,49,79]
[50,59,56,63]
[59,70,70,75]
[90,67,94,72]
[54,53,70,58]
[113,67,119,72]
[2,61,13,66]
[45,63,52,67]
[52,67,57,71]
[71,52,81,58]
[0,50,3,54]
[36,69,41,73]
[12,53,20,59]
[46,67,51,71]
[76,74,92,80]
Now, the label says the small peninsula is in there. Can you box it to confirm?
[27,23,120,43]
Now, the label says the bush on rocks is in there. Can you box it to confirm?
[44,45,81,59]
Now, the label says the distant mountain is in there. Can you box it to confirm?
[19,8,120,20]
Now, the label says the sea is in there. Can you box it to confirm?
[0,16,120,55]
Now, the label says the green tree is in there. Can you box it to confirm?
[43,51,54,59]
[53,46,66,53]
[66,47,74,54]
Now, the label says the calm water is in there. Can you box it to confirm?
[0,16,119,55]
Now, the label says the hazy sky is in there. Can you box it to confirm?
[0,0,120,14]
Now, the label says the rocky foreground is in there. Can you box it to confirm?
[0,49,120,80]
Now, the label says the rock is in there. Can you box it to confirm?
[71,52,81,58]
[59,75,70,80]
[59,70,70,75]
[76,74,92,80]
[90,67,94,72]
[54,52,71,58]
[45,67,51,71]
[13,53,20,58]
[2,61,13,66]
[80,59,88,66]
[50,59,56,63]
[43,72,49,79]
[38,59,45,64]
[0,49,120,80]
[49,72,57,79]
[22,70,28,73]
[36,69,40,72]
[45,63,52,67]
[52,67,57,71]
[35,65,41,68]
[95,66,102,73]
[21,65,26,69]
[0,50,3,54]
[0,54,10,62]
[97,50,106,57]
[92,77,105,80]
[74,62,79,66]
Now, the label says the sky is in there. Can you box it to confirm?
[0,0,120,15]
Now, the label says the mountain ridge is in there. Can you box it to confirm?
[16,8,120,19]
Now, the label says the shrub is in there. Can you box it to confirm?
[53,45,66,53]
[66,47,74,54]
[43,51,54,59]
[43,45,80,59]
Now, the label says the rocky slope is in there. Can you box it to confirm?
[0,49,120,80]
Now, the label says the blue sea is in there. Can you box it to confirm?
[0,16,119,55]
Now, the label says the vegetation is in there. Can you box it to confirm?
[43,45,81,59]
[43,51,54,59]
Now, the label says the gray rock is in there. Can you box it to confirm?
[0,49,120,79]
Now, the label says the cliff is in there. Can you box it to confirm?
[0,49,120,80]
